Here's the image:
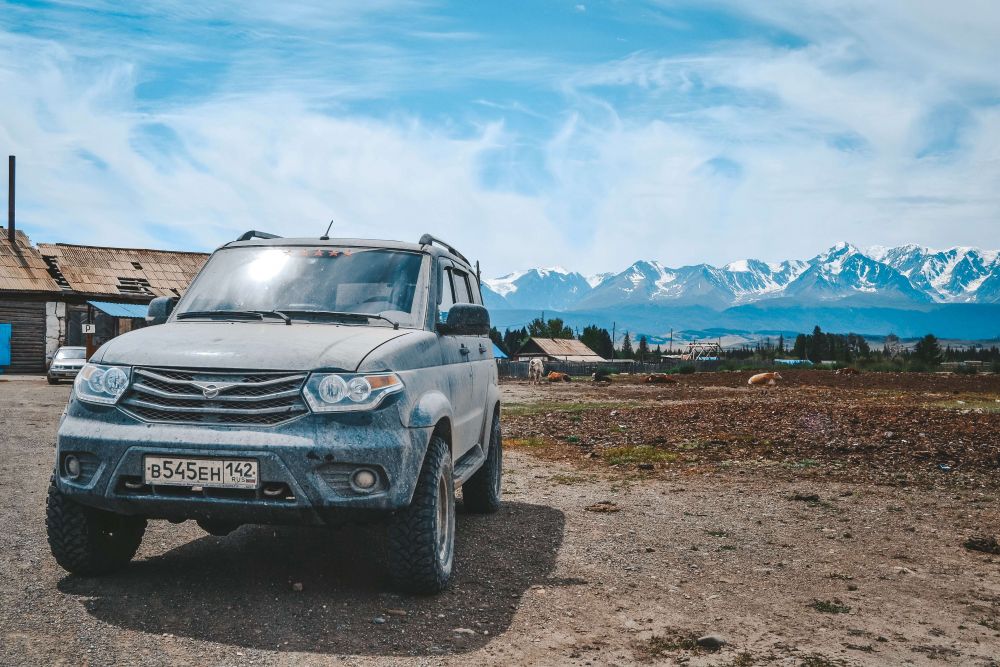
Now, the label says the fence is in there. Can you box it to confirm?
[497,358,722,379]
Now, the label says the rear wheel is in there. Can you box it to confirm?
[46,479,146,575]
[462,408,502,513]
[387,435,454,594]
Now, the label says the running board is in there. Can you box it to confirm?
[453,444,486,486]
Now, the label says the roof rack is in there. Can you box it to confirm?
[235,230,282,242]
[418,233,470,265]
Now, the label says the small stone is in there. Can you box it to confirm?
[291,582,304,592]
[453,627,476,635]
[372,616,386,625]
[696,634,727,651]
[386,609,407,617]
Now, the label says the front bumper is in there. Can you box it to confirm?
[48,367,81,379]
[55,398,432,525]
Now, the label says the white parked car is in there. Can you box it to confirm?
[47,346,87,384]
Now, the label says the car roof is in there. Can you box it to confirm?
[222,237,477,274]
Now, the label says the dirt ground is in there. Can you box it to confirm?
[2,372,999,666]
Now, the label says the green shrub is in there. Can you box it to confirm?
[678,365,696,374]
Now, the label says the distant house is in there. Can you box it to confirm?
[514,337,605,362]
[1,227,208,372]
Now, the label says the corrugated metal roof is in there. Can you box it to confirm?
[88,300,150,318]
[37,243,208,298]
[525,337,605,360]
[0,228,62,294]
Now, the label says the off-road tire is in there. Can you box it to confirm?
[387,435,454,594]
[462,408,502,513]
[46,478,146,575]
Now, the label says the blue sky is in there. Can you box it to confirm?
[1,0,999,276]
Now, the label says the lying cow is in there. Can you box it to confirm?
[644,374,677,384]
[835,367,860,376]
[547,371,572,382]
[592,370,613,383]
[748,371,782,387]
[528,358,544,385]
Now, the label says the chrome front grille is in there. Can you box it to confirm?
[121,368,309,426]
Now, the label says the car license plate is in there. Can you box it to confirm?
[143,456,259,489]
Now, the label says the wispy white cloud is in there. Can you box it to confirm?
[1,0,998,277]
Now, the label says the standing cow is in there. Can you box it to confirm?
[528,358,545,385]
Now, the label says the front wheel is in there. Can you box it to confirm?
[46,479,146,575]
[462,407,502,513]
[387,435,454,594]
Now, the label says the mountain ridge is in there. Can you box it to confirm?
[483,242,1000,312]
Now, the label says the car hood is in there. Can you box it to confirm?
[95,321,414,371]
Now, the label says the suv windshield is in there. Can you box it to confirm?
[175,246,427,327]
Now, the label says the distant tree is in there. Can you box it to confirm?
[620,331,634,359]
[527,317,573,339]
[913,334,943,365]
[503,327,528,355]
[777,334,785,354]
[579,325,614,359]
[636,335,650,362]
[654,344,662,358]
[489,327,506,355]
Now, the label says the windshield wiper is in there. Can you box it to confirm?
[176,310,265,321]
[250,310,292,325]
[176,310,292,325]
[277,310,399,330]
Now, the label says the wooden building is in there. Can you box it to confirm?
[0,227,208,373]
[513,337,606,362]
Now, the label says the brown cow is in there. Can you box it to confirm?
[546,371,571,382]
[835,367,861,376]
[644,374,678,384]
[748,371,782,386]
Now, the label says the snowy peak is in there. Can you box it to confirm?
[483,267,592,310]
[483,242,1000,311]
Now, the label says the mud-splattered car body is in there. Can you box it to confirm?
[52,234,500,532]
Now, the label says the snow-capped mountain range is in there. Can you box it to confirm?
[483,243,1000,311]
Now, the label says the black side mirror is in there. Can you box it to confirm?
[146,296,178,325]
[438,303,490,336]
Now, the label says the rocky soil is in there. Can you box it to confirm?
[1,373,999,666]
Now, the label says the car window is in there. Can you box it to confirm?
[176,247,427,328]
[452,270,472,304]
[439,263,456,322]
[55,348,86,360]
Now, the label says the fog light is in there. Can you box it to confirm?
[64,455,82,479]
[351,468,378,492]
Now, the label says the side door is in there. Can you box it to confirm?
[464,270,495,442]
[435,260,478,459]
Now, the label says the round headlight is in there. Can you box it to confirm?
[317,375,348,404]
[347,376,372,402]
[103,367,129,395]
[87,368,106,394]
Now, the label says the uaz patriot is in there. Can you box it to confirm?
[46,231,502,594]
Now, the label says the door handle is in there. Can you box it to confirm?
[459,344,470,356]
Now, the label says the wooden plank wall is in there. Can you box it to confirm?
[0,299,47,373]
